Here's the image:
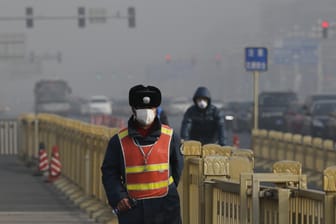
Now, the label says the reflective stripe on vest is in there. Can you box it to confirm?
[118,125,173,200]
[127,176,174,191]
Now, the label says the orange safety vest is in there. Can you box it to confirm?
[118,125,174,200]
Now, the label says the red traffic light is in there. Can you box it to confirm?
[321,20,329,29]
[165,54,172,63]
[215,53,222,62]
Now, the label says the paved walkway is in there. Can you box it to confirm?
[0,155,97,223]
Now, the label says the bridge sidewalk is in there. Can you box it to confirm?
[0,155,97,223]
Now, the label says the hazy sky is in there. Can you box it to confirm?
[2,0,332,115]
[0,0,266,114]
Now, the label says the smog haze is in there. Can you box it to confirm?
[0,0,333,115]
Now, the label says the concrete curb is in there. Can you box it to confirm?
[51,176,118,224]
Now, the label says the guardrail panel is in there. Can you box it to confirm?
[16,114,336,224]
[0,119,18,155]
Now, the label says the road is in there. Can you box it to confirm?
[0,156,96,223]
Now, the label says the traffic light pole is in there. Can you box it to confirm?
[0,7,136,28]
[317,43,323,94]
[253,71,259,130]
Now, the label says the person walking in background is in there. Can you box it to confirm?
[180,86,226,146]
[101,84,184,224]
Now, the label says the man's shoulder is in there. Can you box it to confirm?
[107,133,122,147]
[111,132,122,139]
[209,103,219,109]
[185,105,197,113]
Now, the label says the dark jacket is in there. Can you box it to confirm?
[101,116,184,224]
[180,86,226,146]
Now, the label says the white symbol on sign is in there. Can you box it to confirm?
[258,49,264,57]
[248,49,254,57]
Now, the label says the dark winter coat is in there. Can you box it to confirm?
[101,116,184,224]
[180,86,226,146]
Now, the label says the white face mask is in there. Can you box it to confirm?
[135,109,156,126]
[197,99,208,109]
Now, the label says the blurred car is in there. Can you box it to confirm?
[283,102,305,134]
[302,94,336,138]
[222,104,235,131]
[304,94,336,108]
[258,91,298,131]
[68,96,86,115]
[234,101,253,132]
[0,105,10,113]
[86,95,112,115]
[223,101,253,132]
[111,99,131,116]
[165,97,191,115]
[0,105,10,118]
[326,112,336,140]
[301,99,336,138]
[212,100,224,110]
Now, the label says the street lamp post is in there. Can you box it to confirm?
[317,43,323,94]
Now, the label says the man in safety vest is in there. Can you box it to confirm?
[101,84,184,224]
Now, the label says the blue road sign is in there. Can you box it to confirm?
[273,37,319,65]
[245,47,268,72]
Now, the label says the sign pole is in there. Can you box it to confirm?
[317,43,323,94]
[253,71,259,130]
[245,47,267,130]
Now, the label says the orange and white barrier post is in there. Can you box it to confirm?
[36,142,49,176]
[48,145,62,182]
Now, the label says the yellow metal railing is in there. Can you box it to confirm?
[18,114,336,224]
[251,129,336,181]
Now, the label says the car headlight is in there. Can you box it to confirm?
[312,119,324,127]
[225,115,234,121]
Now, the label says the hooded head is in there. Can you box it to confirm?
[193,86,211,109]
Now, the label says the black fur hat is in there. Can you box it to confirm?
[129,85,161,108]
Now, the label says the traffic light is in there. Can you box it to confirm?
[165,54,172,63]
[215,53,222,65]
[78,7,86,28]
[25,7,33,28]
[128,7,136,28]
[321,20,329,39]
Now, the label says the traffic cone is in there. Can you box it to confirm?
[34,142,49,176]
[47,145,62,182]
[233,134,240,148]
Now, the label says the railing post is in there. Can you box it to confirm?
[252,175,260,224]
[278,188,290,223]
[323,166,336,224]
[34,117,39,160]
[324,193,335,224]
[180,156,189,224]
[180,140,202,224]
[243,173,306,224]
[240,173,251,224]
[204,180,214,224]
[85,147,91,195]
